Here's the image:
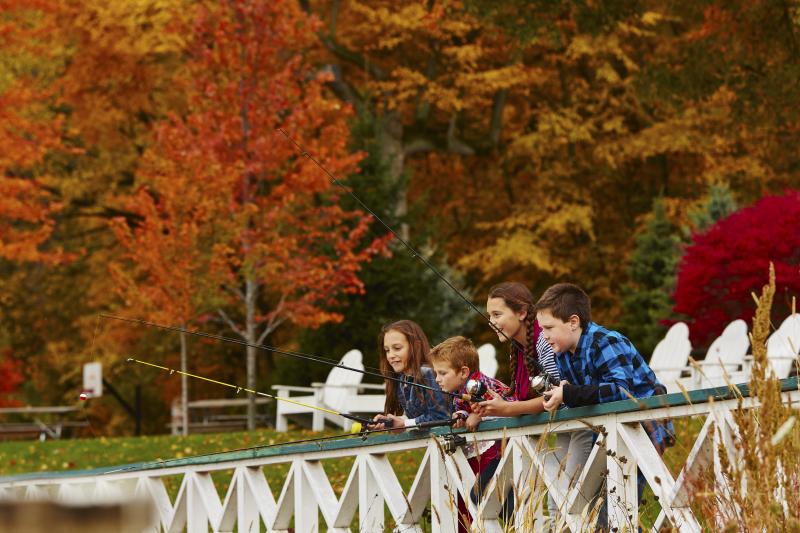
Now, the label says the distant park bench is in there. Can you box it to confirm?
[170,398,272,435]
[0,406,88,441]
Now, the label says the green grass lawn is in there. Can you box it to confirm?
[0,428,324,476]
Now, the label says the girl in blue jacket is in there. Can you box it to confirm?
[372,319,451,429]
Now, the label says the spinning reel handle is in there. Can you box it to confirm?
[529,371,559,396]
[463,378,488,402]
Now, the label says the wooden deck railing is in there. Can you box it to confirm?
[1,378,797,532]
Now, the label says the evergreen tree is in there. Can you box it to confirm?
[687,182,738,234]
[619,198,681,358]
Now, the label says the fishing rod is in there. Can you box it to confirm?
[127,356,473,428]
[276,128,522,350]
[127,357,377,427]
[109,315,485,403]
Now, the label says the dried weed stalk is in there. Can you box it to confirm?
[696,264,800,531]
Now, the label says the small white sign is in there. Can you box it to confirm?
[83,362,103,398]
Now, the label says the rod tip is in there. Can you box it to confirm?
[126,358,133,362]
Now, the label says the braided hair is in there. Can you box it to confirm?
[378,320,432,415]
[488,282,543,398]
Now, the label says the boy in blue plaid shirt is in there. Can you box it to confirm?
[536,283,674,527]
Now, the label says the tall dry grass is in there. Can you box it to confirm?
[693,264,800,531]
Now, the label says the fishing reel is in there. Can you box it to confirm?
[441,433,467,455]
[529,371,559,396]
[351,416,393,439]
[464,379,488,401]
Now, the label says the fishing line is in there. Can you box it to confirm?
[276,128,522,350]
[108,315,469,401]
[127,357,376,425]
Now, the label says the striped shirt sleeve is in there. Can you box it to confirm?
[536,335,561,382]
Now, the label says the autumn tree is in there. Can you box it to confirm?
[413,1,799,329]
[143,0,388,428]
[0,348,23,407]
[673,191,800,347]
[108,119,227,434]
[305,1,800,331]
[0,1,65,264]
[0,0,189,411]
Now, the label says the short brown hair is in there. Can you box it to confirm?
[534,283,592,327]
[429,336,479,374]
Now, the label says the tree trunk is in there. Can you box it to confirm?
[375,111,408,240]
[180,328,188,437]
[245,277,258,430]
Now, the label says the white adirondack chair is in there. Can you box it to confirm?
[730,313,800,383]
[684,319,750,389]
[272,349,385,432]
[478,343,498,378]
[648,322,692,393]
[766,313,800,377]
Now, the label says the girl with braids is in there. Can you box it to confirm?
[474,281,559,416]
[369,320,451,430]
[475,282,593,531]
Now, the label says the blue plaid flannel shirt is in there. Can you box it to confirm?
[397,366,453,424]
[555,322,675,453]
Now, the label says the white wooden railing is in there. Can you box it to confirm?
[1,379,797,532]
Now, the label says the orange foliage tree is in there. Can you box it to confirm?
[109,120,226,433]
[1,0,191,410]
[0,348,23,407]
[117,0,389,428]
[0,1,65,263]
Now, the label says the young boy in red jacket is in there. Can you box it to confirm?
[430,336,513,531]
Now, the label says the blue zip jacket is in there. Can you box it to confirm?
[396,366,452,425]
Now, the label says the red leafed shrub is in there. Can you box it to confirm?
[673,190,800,348]
[0,348,23,406]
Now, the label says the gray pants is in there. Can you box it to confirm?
[542,429,595,531]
